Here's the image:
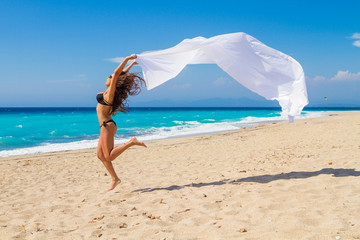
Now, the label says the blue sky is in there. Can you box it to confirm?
[0,0,359,107]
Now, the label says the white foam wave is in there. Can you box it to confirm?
[0,111,329,157]
[173,120,201,125]
[139,122,239,142]
[0,140,99,157]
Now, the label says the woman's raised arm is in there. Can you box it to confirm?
[106,54,137,98]
[123,60,138,73]
[113,54,137,79]
[104,54,137,104]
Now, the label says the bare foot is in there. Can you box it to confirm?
[107,178,121,191]
[130,137,147,148]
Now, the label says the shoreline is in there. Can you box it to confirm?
[1,111,359,239]
[0,110,332,158]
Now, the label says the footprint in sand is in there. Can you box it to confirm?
[104,199,126,206]
[106,222,128,229]
[191,216,210,226]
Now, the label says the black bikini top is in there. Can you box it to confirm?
[96,93,113,106]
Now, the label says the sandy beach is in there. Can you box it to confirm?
[0,111,359,240]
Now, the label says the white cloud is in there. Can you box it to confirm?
[107,57,126,63]
[48,74,87,83]
[106,57,136,64]
[349,33,360,47]
[350,32,360,39]
[331,70,360,81]
[173,83,191,89]
[353,40,360,47]
[313,75,326,81]
[212,77,232,86]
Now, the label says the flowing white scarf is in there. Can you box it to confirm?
[135,32,308,122]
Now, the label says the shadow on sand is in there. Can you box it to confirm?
[133,168,360,193]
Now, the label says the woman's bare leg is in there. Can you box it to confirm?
[101,158,120,186]
[97,141,121,191]
[108,137,147,161]
[103,161,121,191]
[98,125,122,191]
[102,138,146,191]
[99,124,146,191]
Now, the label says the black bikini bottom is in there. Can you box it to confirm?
[100,119,117,128]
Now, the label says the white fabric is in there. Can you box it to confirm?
[135,32,308,120]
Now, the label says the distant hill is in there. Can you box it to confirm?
[129,97,279,107]
[129,97,360,108]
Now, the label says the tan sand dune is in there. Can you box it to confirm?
[0,111,359,239]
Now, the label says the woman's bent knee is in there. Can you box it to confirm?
[97,151,102,160]
[97,151,107,162]
[97,152,112,162]
[103,155,112,162]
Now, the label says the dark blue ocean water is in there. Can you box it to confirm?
[0,107,357,157]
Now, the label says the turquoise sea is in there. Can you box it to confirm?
[0,107,357,157]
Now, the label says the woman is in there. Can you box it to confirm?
[96,54,147,191]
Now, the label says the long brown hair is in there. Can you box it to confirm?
[110,72,145,115]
